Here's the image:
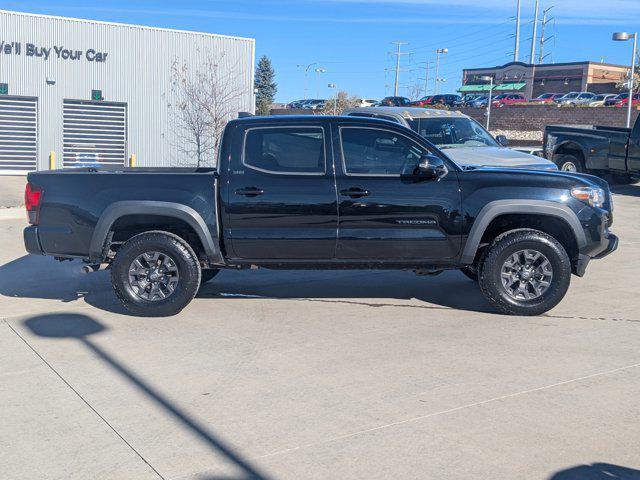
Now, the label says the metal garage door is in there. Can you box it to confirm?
[63,99,127,167]
[0,96,38,174]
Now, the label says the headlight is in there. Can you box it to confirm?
[571,186,605,208]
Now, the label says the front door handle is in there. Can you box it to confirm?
[340,187,370,198]
[235,187,264,197]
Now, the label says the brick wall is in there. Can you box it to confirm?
[460,105,640,132]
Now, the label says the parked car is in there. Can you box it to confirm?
[545,114,640,183]
[343,107,556,170]
[530,93,564,103]
[555,92,597,106]
[409,96,433,107]
[603,92,640,107]
[458,94,482,107]
[300,99,326,110]
[468,94,490,108]
[288,100,306,109]
[427,94,462,107]
[588,94,618,107]
[24,115,617,317]
[379,96,412,107]
[357,98,378,108]
[491,93,527,107]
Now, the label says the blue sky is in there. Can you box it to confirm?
[5,0,640,102]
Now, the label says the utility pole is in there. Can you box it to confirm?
[514,0,521,62]
[391,42,409,96]
[422,61,431,97]
[529,0,539,64]
[538,6,555,64]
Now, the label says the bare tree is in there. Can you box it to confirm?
[316,91,361,115]
[168,54,244,167]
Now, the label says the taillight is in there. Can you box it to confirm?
[25,182,43,225]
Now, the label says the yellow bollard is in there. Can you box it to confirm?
[129,154,136,168]
[49,151,56,170]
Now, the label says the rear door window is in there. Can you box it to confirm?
[340,127,426,176]
[243,127,325,175]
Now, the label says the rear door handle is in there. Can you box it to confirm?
[340,187,370,198]
[235,187,264,197]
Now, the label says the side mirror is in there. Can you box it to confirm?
[418,154,448,179]
[496,134,509,146]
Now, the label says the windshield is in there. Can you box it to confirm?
[594,94,607,101]
[407,117,500,148]
[562,93,579,99]
[537,93,554,99]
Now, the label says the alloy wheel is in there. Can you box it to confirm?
[128,251,180,301]
[500,249,553,300]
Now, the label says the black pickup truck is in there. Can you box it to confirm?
[24,115,617,317]
[544,114,640,182]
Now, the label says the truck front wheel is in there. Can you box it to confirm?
[111,231,201,317]
[478,229,571,316]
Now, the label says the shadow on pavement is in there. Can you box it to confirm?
[23,313,273,480]
[610,182,640,198]
[1,253,495,315]
[549,463,640,479]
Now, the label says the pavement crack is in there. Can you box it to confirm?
[253,361,640,461]
[4,322,166,480]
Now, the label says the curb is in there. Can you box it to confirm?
[0,207,24,221]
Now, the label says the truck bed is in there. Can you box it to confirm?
[27,167,219,258]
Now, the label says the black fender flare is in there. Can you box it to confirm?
[460,200,587,264]
[89,201,223,264]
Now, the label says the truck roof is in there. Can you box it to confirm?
[228,114,402,126]
[342,107,467,119]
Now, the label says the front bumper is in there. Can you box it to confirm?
[574,233,618,277]
[593,233,619,259]
[24,226,43,255]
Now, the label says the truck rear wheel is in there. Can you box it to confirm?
[478,229,571,316]
[111,231,201,317]
[554,154,584,173]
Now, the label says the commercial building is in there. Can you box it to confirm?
[0,10,255,174]
[461,61,629,99]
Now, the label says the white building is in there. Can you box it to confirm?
[0,10,255,174]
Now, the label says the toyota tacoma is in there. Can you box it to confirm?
[24,115,617,316]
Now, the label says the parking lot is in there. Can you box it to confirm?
[1,181,640,479]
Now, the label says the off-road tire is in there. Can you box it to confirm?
[200,269,220,284]
[111,231,201,317]
[478,229,571,316]
[554,154,584,173]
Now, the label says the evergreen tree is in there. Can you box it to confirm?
[254,55,277,115]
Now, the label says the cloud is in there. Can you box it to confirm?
[47,3,640,26]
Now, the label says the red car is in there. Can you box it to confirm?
[491,93,527,107]
[530,93,563,103]
[409,96,433,107]
[604,93,640,107]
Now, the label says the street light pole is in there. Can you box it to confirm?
[529,0,539,64]
[297,62,318,100]
[314,67,326,98]
[514,0,521,62]
[434,48,448,94]
[328,84,337,114]
[481,76,494,130]
[613,32,638,128]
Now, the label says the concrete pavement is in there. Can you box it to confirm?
[1,184,640,479]
[0,175,26,208]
